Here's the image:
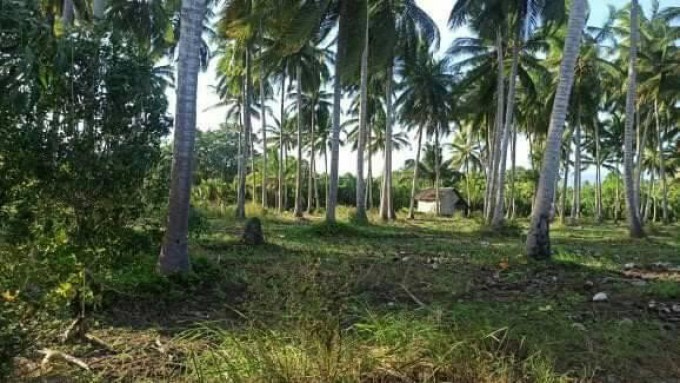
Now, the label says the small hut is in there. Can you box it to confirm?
[415,188,467,216]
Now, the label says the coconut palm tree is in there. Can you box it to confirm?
[525,0,588,259]
[450,126,483,216]
[396,42,453,219]
[621,0,645,237]
[159,0,207,274]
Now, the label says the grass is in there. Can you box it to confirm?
[10,207,680,382]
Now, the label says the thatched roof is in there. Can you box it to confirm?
[415,188,467,205]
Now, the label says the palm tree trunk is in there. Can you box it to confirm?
[571,122,581,222]
[158,0,206,274]
[593,117,602,222]
[525,0,587,259]
[314,147,320,211]
[62,0,75,25]
[561,154,570,225]
[635,116,648,217]
[509,123,517,219]
[434,129,441,216]
[366,128,373,210]
[654,100,668,224]
[644,170,654,222]
[380,64,395,221]
[492,23,521,228]
[355,10,369,223]
[408,126,423,219]
[623,0,644,238]
[284,146,288,209]
[237,117,245,214]
[307,97,316,214]
[294,64,303,218]
[260,47,268,209]
[324,146,329,209]
[278,74,286,213]
[245,46,255,207]
[326,26,344,223]
[486,29,505,224]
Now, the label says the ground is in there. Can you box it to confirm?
[12,207,680,382]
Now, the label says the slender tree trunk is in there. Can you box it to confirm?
[654,100,668,224]
[355,10,369,222]
[294,65,303,218]
[284,146,288,209]
[483,117,492,217]
[62,0,75,25]
[244,47,254,208]
[571,121,581,222]
[525,0,587,259]
[326,71,340,221]
[623,0,644,238]
[307,97,316,214]
[635,115,648,217]
[314,146,320,211]
[260,48,268,209]
[435,129,441,216]
[380,64,395,221]
[561,154,570,225]
[644,170,654,222]
[594,117,603,222]
[278,74,286,213]
[158,0,206,274]
[510,123,517,219]
[324,147,329,209]
[492,23,521,228]
[366,128,373,210]
[408,126,423,219]
[237,115,245,215]
[486,30,505,224]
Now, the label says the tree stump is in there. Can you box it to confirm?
[241,217,265,245]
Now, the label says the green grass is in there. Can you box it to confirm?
[10,207,680,382]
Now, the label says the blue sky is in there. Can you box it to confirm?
[169,0,674,177]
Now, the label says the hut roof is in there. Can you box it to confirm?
[415,188,467,205]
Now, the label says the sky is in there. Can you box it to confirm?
[165,0,672,179]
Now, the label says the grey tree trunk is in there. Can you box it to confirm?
[260,50,268,209]
[93,0,106,19]
[594,117,603,222]
[571,122,581,222]
[62,0,75,25]
[355,9,369,223]
[560,149,570,225]
[434,129,441,216]
[492,24,521,228]
[509,123,517,219]
[366,127,373,210]
[623,0,644,238]
[644,170,654,222]
[525,0,587,259]
[326,44,342,223]
[654,100,668,223]
[294,65,303,218]
[307,97,316,214]
[158,0,206,274]
[486,30,505,224]
[408,126,423,219]
[278,75,286,213]
[237,115,245,216]
[379,65,395,221]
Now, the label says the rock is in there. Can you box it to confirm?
[623,262,636,270]
[630,279,647,287]
[618,318,634,326]
[584,280,594,289]
[551,276,558,282]
[571,322,587,331]
[672,304,680,313]
[432,263,439,270]
[592,292,609,302]
[401,256,410,262]
[241,217,265,245]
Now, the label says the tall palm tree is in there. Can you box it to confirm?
[450,125,483,216]
[371,0,439,221]
[525,0,588,259]
[158,0,207,274]
[622,0,644,237]
[397,43,452,219]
